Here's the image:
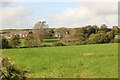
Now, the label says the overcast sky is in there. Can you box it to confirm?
[0,0,119,30]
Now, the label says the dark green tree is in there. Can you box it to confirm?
[9,35,21,48]
[25,32,36,47]
[47,29,55,38]
[25,31,43,47]
[112,26,120,35]
[88,32,109,44]
[84,25,97,37]
[106,31,115,43]
[0,37,10,49]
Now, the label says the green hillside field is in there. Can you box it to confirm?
[2,43,118,78]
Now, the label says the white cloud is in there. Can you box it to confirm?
[46,2,118,28]
[0,1,118,29]
[47,7,95,27]
[1,6,31,21]
[0,6,32,29]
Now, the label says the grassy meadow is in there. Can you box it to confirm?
[2,43,118,78]
[42,38,59,45]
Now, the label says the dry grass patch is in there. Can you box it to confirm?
[82,53,95,56]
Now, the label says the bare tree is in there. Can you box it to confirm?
[33,21,48,29]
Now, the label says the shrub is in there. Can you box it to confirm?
[0,37,11,49]
[114,35,120,43]
[53,42,65,46]
[1,56,28,80]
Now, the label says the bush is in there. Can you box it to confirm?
[114,35,120,43]
[1,56,28,80]
[0,37,11,49]
[53,42,65,46]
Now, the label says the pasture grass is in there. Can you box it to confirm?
[42,38,59,45]
[2,43,118,78]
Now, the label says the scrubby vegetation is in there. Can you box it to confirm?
[0,56,28,80]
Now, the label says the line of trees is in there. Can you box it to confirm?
[61,24,120,45]
[0,24,120,49]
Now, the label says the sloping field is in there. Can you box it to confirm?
[2,43,118,78]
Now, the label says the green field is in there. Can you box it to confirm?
[19,38,59,47]
[2,43,118,78]
[42,38,59,45]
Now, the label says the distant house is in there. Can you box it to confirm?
[12,32,28,38]
[54,31,69,38]
[3,33,11,39]
[3,32,28,39]
[54,28,69,38]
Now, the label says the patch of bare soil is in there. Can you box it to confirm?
[82,53,95,56]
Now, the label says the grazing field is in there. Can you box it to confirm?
[2,43,118,78]
[42,38,59,45]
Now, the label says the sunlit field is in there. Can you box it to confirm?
[3,43,118,78]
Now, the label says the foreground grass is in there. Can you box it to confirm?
[2,43,118,78]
